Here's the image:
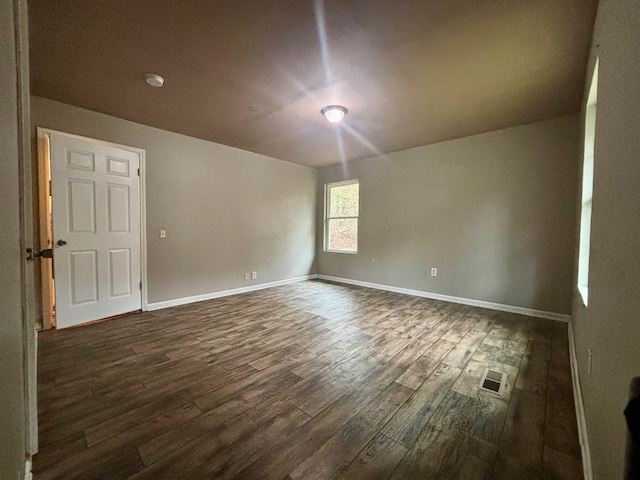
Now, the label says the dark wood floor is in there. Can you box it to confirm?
[35,280,583,479]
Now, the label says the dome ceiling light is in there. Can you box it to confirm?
[321,105,348,124]
[144,73,165,87]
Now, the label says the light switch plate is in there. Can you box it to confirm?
[160,229,166,239]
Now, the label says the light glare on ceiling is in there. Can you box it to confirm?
[321,105,347,124]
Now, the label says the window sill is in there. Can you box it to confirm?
[324,250,357,255]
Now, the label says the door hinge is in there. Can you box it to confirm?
[49,180,52,196]
[26,247,53,260]
[139,281,142,290]
[137,168,140,176]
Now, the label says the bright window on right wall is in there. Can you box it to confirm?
[578,57,599,306]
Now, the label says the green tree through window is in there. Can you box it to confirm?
[325,180,359,253]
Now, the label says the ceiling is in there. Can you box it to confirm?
[28,0,597,168]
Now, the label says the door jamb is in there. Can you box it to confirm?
[36,128,149,324]
[16,0,37,456]
[36,129,54,329]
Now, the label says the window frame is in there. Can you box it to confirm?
[324,179,360,254]
[577,57,599,307]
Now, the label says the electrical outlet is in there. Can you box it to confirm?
[159,229,167,239]
[430,267,437,277]
[244,273,250,280]
[252,271,257,279]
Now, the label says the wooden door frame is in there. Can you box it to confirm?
[37,128,149,329]
[15,0,38,458]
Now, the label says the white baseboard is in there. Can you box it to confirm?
[24,459,32,480]
[146,275,318,311]
[316,275,571,322]
[568,322,593,480]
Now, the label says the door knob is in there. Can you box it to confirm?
[56,239,67,246]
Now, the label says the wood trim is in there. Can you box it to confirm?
[17,0,38,457]
[139,149,148,312]
[36,129,54,329]
[24,459,32,480]
[568,321,594,479]
[316,274,571,322]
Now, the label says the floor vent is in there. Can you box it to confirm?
[479,369,506,396]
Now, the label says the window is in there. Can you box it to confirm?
[324,179,359,253]
[577,57,598,306]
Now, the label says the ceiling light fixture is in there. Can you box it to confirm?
[321,105,348,124]
[144,73,164,87]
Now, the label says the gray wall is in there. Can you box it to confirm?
[572,0,640,478]
[317,116,579,314]
[0,0,27,478]
[31,96,317,306]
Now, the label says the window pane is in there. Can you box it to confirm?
[327,218,358,252]
[329,183,359,217]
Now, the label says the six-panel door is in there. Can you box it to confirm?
[50,133,141,329]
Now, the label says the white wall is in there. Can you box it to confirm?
[318,116,579,315]
[31,96,317,307]
[572,1,640,478]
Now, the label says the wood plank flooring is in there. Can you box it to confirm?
[34,280,583,479]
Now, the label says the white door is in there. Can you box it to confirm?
[50,133,142,329]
